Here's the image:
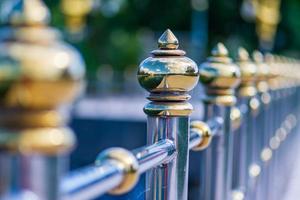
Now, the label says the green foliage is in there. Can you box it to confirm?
[44,0,192,79]
[44,0,300,80]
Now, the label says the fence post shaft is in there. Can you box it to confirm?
[252,50,271,200]
[234,47,258,200]
[0,1,85,199]
[198,43,241,200]
[137,29,199,200]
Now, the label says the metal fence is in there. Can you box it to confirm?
[1,1,300,200]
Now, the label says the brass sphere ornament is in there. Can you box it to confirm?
[190,120,213,151]
[231,106,242,131]
[199,43,241,106]
[96,148,139,195]
[236,47,257,97]
[137,29,199,116]
[0,0,85,155]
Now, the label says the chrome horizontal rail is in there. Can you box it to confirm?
[61,161,124,200]
[61,140,174,200]
[60,119,222,200]
[133,139,176,174]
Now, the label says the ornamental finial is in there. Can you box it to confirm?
[138,29,199,116]
[0,0,50,26]
[237,47,250,61]
[158,29,179,50]
[211,43,228,57]
[236,47,257,97]
[0,0,85,155]
[199,43,241,106]
[253,50,270,93]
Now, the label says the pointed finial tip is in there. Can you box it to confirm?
[211,43,228,57]
[237,47,249,61]
[252,50,264,62]
[158,29,179,50]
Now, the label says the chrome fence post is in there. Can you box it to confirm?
[269,56,287,200]
[233,47,258,200]
[261,53,278,200]
[0,0,85,199]
[252,51,272,200]
[137,29,199,200]
[198,43,241,200]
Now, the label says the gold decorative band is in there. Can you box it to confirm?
[0,127,76,155]
[0,110,65,128]
[144,102,194,117]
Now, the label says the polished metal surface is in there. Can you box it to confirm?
[236,47,257,97]
[198,43,241,200]
[61,161,124,200]
[61,140,175,200]
[138,29,199,200]
[138,29,199,107]
[146,116,190,200]
[189,117,223,151]
[60,128,221,200]
[1,2,300,200]
[0,0,85,199]
[199,43,241,106]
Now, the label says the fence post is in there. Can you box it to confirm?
[198,43,241,200]
[233,47,258,199]
[137,29,199,200]
[251,50,272,200]
[0,0,85,199]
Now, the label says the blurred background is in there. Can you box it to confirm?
[44,0,300,97]
[31,0,300,199]
[43,0,299,96]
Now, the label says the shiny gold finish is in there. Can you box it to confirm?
[158,29,179,49]
[199,43,241,106]
[0,127,75,155]
[255,0,281,50]
[138,29,198,116]
[0,0,50,26]
[143,102,193,117]
[138,29,198,95]
[264,54,300,91]
[61,0,93,33]
[190,120,213,151]
[253,50,269,93]
[231,107,242,130]
[0,110,65,128]
[236,47,257,97]
[0,0,85,155]
[95,148,139,195]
